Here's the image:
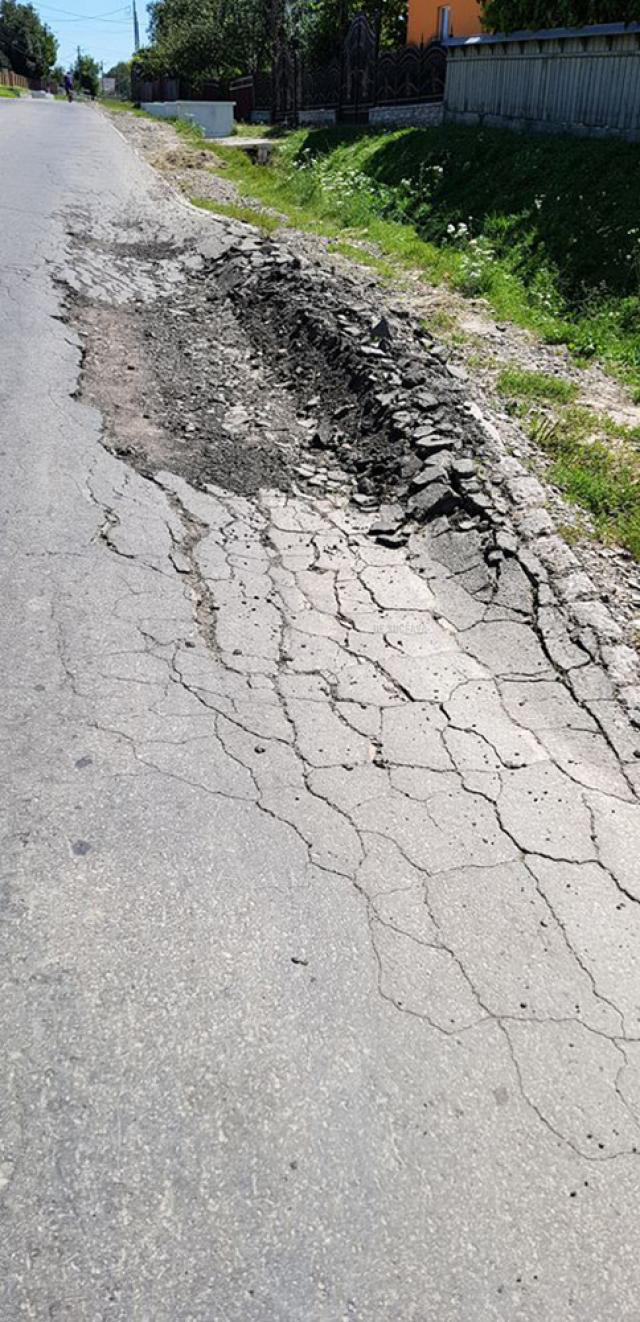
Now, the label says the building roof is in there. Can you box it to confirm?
[446,21,640,47]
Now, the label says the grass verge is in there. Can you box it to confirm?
[194,122,640,396]
[0,85,21,97]
[190,196,279,231]
[494,356,640,557]
[497,367,579,405]
[101,98,148,116]
[496,365,640,555]
[530,406,640,558]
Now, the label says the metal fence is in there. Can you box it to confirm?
[131,15,445,124]
[445,23,640,140]
[230,15,445,124]
[229,72,271,118]
[131,15,445,123]
[131,74,227,104]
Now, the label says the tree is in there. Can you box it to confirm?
[106,59,131,98]
[146,0,271,82]
[293,0,406,64]
[0,0,57,79]
[131,0,408,85]
[481,0,640,30]
[74,49,100,97]
[131,44,165,80]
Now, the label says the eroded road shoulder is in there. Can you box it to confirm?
[3,104,640,1322]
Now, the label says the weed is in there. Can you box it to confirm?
[102,98,148,116]
[466,350,495,372]
[497,367,578,404]
[190,197,279,231]
[328,240,395,279]
[424,308,457,335]
[529,407,640,559]
[557,520,589,547]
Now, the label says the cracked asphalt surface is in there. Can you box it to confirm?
[3,101,640,1320]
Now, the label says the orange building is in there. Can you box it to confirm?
[407,0,483,44]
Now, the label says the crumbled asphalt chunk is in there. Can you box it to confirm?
[409,484,459,519]
[205,239,482,513]
[376,529,409,548]
[369,504,406,537]
[411,463,450,490]
[414,436,456,458]
[451,458,476,479]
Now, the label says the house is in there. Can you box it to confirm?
[407,0,483,44]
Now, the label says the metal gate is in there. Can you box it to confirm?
[272,13,446,125]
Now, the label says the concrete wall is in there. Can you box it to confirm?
[298,108,337,126]
[369,101,444,127]
[140,101,173,120]
[445,24,640,141]
[141,100,235,138]
[250,104,442,129]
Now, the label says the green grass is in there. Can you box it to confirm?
[0,85,21,97]
[557,519,590,547]
[101,98,148,116]
[497,367,579,405]
[328,240,396,280]
[529,405,640,558]
[196,122,640,394]
[171,116,202,140]
[207,136,456,280]
[231,121,288,139]
[190,196,279,231]
[424,308,457,335]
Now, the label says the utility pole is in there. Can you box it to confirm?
[337,0,348,121]
[132,0,140,52]
[268,0,284,123]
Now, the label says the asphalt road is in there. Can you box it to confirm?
[2,101,640,1321]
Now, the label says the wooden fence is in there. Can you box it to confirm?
[445,23,640,141]
[0,69,31,90]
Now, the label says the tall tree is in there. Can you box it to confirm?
[0,0,57,78]
[106,59,132,98]
[481,0,640,30]
[73,49,100,96]
[146,0,270,82]
[133,0,409,83]
[296,0,406,63]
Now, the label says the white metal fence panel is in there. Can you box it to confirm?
[444,25,640,140]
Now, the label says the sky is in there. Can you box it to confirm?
[38,0,149,74]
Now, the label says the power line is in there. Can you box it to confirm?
[48,17,133,24]
[37,4,131,18]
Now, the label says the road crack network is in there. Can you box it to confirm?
[62,207,640,1170]
[86,456,640,1164]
